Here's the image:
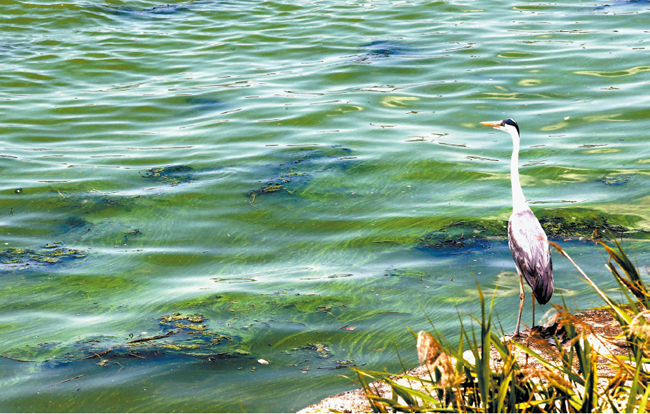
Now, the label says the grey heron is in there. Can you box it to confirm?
[480,118,553,336]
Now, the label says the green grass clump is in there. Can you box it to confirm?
[353,236,649,413]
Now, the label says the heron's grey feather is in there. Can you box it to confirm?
[508,209,553,304]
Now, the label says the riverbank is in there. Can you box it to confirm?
[299,307,627,413]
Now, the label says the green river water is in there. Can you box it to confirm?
[1,0,649,412]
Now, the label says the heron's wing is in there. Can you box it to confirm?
[508,210,553,304]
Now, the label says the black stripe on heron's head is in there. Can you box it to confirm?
[503,118,519,136]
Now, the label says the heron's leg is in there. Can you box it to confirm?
[531,292,536,328]
[516,272,525,336]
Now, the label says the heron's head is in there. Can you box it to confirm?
[480,118,520,137]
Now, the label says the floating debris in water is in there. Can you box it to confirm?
[466,155,500,162]
[327,273,352,279]
[123,229,141,242]
[301,343,332,359]
[300,273,353,281]
[579,144,608,149]
[212,277,257,284]
[141,165,194,186]
[598,175,630,186]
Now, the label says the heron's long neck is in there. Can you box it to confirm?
[510,131,528,213]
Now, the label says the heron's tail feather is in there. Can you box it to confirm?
[534,281,553,305]
[533,256,554,305]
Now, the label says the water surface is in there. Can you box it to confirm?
[1,0,649,412]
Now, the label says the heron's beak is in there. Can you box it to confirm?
[480,121,501,128]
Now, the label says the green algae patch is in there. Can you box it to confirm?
[248,146,356,200]
[536,208,641,239]
[43,189,139,241]
[301,343,332,359]
[141,165,194,186]
[0,244,87,270]
[73,314,236,362]
[2,313,241,368]
[160,313,204,323]
[417,209,645,253]
[50,188,138,216]
[418,219,506,252]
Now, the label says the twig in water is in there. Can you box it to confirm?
[1,354,36,363]
[129,353,145,359]
[79,350,112,361]
[127,330,177,344]
[49,374,84,387]
[114,361,124,372]
[248,194,258,209]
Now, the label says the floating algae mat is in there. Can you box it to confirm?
[536,208,643,239]
[248,146,355,198]
[417,208,644,253]
[76,313,239,360]
[0,243,86,270]
[141,165,194,186]
[418,219,505,252]
[1,313,240,369]
[45,188,140,230]
[300,343,332,359]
